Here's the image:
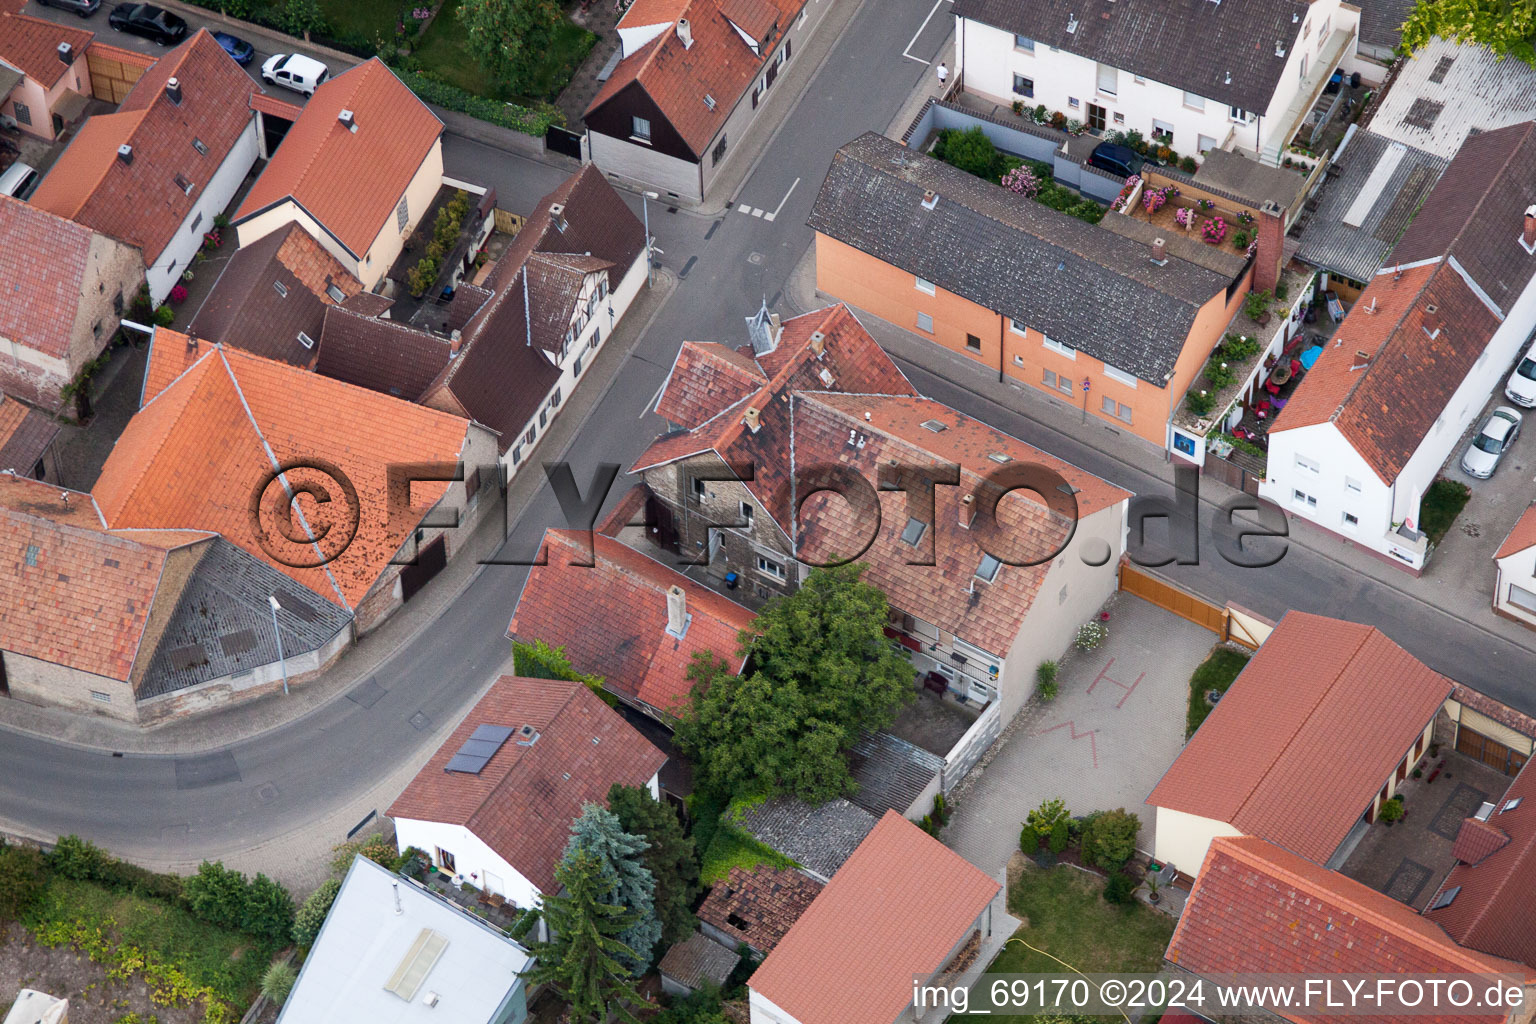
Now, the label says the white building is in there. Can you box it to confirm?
[1262,122,1536,573]
[1494,504,1536,628]
[386,676,666,934]
[952,0,1358,165]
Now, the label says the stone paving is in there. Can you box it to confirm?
[944,595,1219,877]
[555,0,625,130]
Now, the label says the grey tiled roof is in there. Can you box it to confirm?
[658,932,739,989]
[809,133,1235,382]
[1356,0,1416,50]
[737,797,877,881]
[952,0,1310,114]
[847,731,944,817]
[1195,150,1309,211]
[139,538,351,698]
[1293,128,1447,282]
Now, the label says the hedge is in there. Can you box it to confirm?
[389,65,565,137]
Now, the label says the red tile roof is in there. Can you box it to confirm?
[93,333,472,610]
[235,58,442,258]
[750,811,999,1024]
[0,195,102,361]
[1495,503,1536,560]
[654,341,766,426]
[588,0,804,156]
[247,91,303,120]
[696,864,822,954]
[30,30,256,264]
[1451,816,1511,868]
[633,305,1129,656]
[1427,761,1536,969]
[1147,612,1452,864]
[1169,836,1533,1023]
[508,530,756,715]
[385,676,668,895]
[0,13,93,88]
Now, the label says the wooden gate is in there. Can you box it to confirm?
[1118,563,1227,634]
[85,44,153,103]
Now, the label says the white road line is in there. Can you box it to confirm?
[751,208,765,217]
[769,176,800,219]
[764,212,776,222]
[739,205,758,216]
[903,0,952,64]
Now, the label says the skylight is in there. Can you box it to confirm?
[1503,797,1524,813]
[384,928,449,1001]
[901,517,927,545]
[1428,886,1460,911]
[976,553,1001,583]
[921,419,947,432]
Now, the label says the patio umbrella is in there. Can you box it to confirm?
[1299,345,1324,370]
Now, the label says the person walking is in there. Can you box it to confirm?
[936,62,949,86]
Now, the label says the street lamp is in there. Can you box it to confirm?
[642,191,659,286]
[268,595,289,696]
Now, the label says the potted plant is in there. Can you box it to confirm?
[1380,796,1405,825]
[1145,874,1162,905]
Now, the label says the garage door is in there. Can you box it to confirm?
[1456,726,1530,777]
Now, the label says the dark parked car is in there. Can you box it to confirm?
[1088,142,1144,180]
[36,0,101,16]
[108,3,188,45]
[213,31,255,65]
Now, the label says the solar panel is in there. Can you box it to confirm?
[443,724,516,774]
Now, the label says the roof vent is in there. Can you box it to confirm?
[666,584,689,638]
[338,108,356,132]
[1150,237,1167,265]
[1066,12,1078,32]
[424,992,440,1008]
[921,189,939,211]
[1275,40,1287,57]
[549,203,568,233]
[743,405,762,432]
[392,881,403,916]
[1522,205,1536,253]
[677,17,694,48]
[817,366,835,386]
[116,144,133,165]
[921,418,946,432]
[704,93,716,110]
[165,77,182,104]
[57,42,74,65]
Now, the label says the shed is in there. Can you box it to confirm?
[659,933,739,997]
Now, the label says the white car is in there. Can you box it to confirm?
[261,53,329,96]
[1461,406,1523,479]
[0,162,39,199]
[1505,338,1536,406]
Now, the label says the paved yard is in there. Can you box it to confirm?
[945,595,1217,876]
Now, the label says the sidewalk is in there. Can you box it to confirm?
[0,269,680,757]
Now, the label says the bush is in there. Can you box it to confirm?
[1025,798,1071,836]
[1180,155,1197,172]
[1036,660,1059,701]
[1019,824,1041,855]
[1082,809,1141,870]
[1075,621,1107,650]
[243,874,295,942]
[48,835,182,902]
[1380,796,1405,823]
[1232,229,1250,250]
[388,64,563,137]
[1185,390,1216,416]
[153,305,175,327]
[260,961,297,1005]
[1243,289,1273,321]
[933,127,1004,180]
[1103,871,1137,904]
[0,844,48,922]
[293,877,341,948]
[1049,818,1070,855]
[182,861,251,931]
[51,834,108,881]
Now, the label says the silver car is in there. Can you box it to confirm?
[1461,406,1523,479]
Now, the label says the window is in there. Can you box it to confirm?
[524,426,537,446]
[113,290,124,314]
[591,326,601,349]
[93,320,102,338]
[1009,318,1026,335]
[1068,96,1080,109]
[1103,363,1137,387]
[1319,16,1330,40]
[1014,353,1025,367]
[574,353,583,376]
[272,280,288,299]
[1510,585,1536,614]
[1295,454,1320,473]
[1345,476,1363,493]
[12,102,30,126]
[1228,105,1252,123]
[297,331,315,349]
[1096,63,1117,95]
[90,690,111,703]
[712,134,728,165]
[901,517,926,545]
[752,85,761,109]
[192,137,208,156]
[693,476,707,498]
[916,312,934,333]
[326,283,346,302]
[538,409,547,428]
[1012,74,1034,97]
[1182,91,1204,111]
[435,848,457,873]
[756,555,785,579]
[24,544,38,567]
[1043,336,1075,359]
[785,37,792,60]
[550,387,562,409]
[965,333,982,352]
[1100,396,1132,423]
[1292,489,1318,509]
[1133,74,1146,84]
[1086,103,1106,131]
[915,276,936,295]
[1113,111,1125,124]
[1014,33,1034,52]
[396,195,410,233]
[1299,53,1308,80]
[1197,134,1217,154]
[1152,119,1174,143]
[1342,512,1359,528]
[740,501,754,530]
[976,553,1002,583]
[632,116,652,142]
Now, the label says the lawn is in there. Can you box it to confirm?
[952,866,1175,1024]
[412,0,597,103]
[1420,478,1471,546]
[318,0,398,46]
[1185,646,1251,737]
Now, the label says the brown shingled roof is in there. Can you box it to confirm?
[653,341,766,426]
[0,195,111,363]
[696,864,822,954]
[0,395,58,475]
[316,304,451,400]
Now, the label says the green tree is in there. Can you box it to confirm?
[0,844,48,923]
[675,564,915,803]
[522,848,645,1024]
[565,804,660,974]
[459,0,565,95]
[1402,0,1536,65]
[280,0,326,40]
[607,783,700,947]
[182,861,249,930]
[1081,809,1141,870]
[243,873,296,942]
[933,127,1005,180]
[293,877,342,948]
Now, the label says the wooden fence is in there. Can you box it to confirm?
[1117,562,1271,649]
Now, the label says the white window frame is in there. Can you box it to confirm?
[1102,364,1137,387]
[1345,476,1363,494]
[1228,105,1252,124]
[1096,63,1118,96]
[1182,91,1205,112]
[1342,512,1359,530]
[1009,318,1027,336]
[632,116,652,142]
[756,554,786,579]
[915,275,936,295]
[1509,584,1536,614]
[1292,489,1318,509]
[1295,454,1320,474]
[1043,336,1076,359]
[395,195,410,233]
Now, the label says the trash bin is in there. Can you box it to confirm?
[724,572,739,590]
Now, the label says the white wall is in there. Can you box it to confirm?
[1495,544,1536,627]
[1153,806,1244,879]
[392,817,544,911]
[149,119,259,304]
[748,987,802,1024]
[589,130,703,202]
[358,141,444,291]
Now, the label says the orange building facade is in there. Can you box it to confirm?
[815,233,1248,450]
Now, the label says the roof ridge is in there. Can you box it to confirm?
[104,353,216,523]
[1327,265,1437,426]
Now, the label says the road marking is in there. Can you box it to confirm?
[770,177,800,218]
[904,0,953,64]
[739,205,758,216]
[764,212,776,222]
[751,208,765,218]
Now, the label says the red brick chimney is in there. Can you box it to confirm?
[1253,200,1285,294]
[1523,205,1536,250]
[1151,237,1167,264]
[959,492,976,529]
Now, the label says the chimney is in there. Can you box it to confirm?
[743,405,761,432]
[1351,350,1371,370]
[450,329,463,356]
[549,203,568,233]
[1523,205,1536,251]
[666,584,687,636]
[959,492,975,529]
[116,144,133,165]
[1252,200,1284,294]
[921,189,939,211]
[1150,237,1167,265]
[57,42,74,65]
[165,77,181,104]
[1422,303,1442,337]
[338,108,356,132]
[809,329,826,357]
[677,17,694,48]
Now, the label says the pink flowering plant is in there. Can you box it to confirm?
[1201,216,1228,244]
[169,283,188,304]
[1174,207,1194,229]
[1141,184,1179,213]
[1110,174,1141,213]
[1001,165,1041,199]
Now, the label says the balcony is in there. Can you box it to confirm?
[1261,26,1358,166]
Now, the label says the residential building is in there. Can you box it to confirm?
[1426,760,1536,969]
[696,864,822,956]
[809,133,1251,451]
[0,13,93,141]
[507,529,756,720]
[93,330,498,634]
[0,476,352,723]
[748,811,1000,1024]
[585,0,831,202]
[0,392,60,481]
[951,0,1359,165]
[1167,836,1536,1023]
[1147,611,1451,879]
[1494,504,1536,630]
[187,222,363,367]
[1262,122,1536,573]
[0,195,144,414]
[278,854,533,1024]
[633,301,1130,722]
[1369,36,1536,160]
[232,57,444,292]
[29,30,261,304]
[1,990,67,1024]
[386,676,667,924]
